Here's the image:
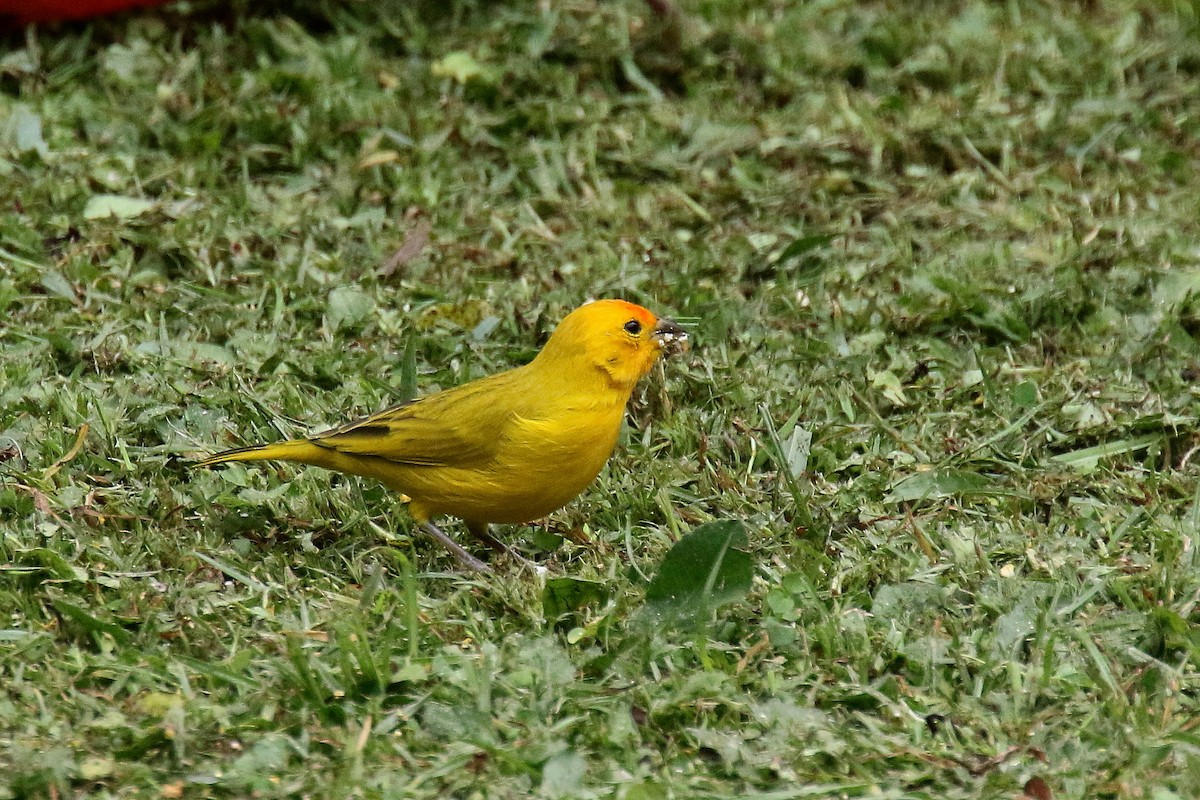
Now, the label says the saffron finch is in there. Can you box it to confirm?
[197,299,688,571]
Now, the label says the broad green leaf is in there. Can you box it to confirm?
[543,577,609,621]
[763,616,797,647]
[776,234,835,284]
[225,734,294,789]
[645,520,753,616]
[8,103,48,156]
[431,51,496,84]
[1152,790,1185,800]
[1050,434,1161,472]
[472,315,501,340]
[175,342,236,364]
[778,233,834,262]
[40,270,76,301]
[888,468,1006,503]
[1153,270,1200,310]
[746,232,779,252]
[391,660,428,683]
[79,757,116,780]
[870,368,907,406]
[327,286,375,332]
[766,588,796,617]
[332,206,386,230]
[621,782,668,800]
[83,194,155,220]
[115,727,169,759]
[52,599,131,644]
[531,529,565,551]
[135,340,235,365]
[1013,380,1038,408]
[681,121,760,161]
[21,547,87,582]
[1141,607,1200,663]
[191,551,268,593]
[540,750,587,799]
[992,596,1041,654]
[171,655,259,688]
[781,424,812,478]
[871,582,946,621]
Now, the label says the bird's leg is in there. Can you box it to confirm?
[466,521,509,554]
[467,521,545,573]
[419,521,491,573]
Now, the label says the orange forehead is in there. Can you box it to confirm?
[585,298,656,324]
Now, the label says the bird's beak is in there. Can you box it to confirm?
[652,317,689,355]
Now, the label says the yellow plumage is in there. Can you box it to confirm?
[197,299,688,570]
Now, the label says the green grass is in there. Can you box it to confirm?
[4,0,1200,797]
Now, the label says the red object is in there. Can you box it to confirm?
[0,0,170,23]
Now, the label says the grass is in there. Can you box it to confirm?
[3,0,1200,797]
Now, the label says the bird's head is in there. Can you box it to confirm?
[534,299,688,392]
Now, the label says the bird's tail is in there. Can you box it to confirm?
[194,439,327,468]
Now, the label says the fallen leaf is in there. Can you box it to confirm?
[44,422,89,480]
[379,218,431,277]
[357,150,400,169]
[1023,775,1052,800]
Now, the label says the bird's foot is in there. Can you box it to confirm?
[420,521,492,573]
[469,525,547,575]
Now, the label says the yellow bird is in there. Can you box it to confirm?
[196,299,688,571]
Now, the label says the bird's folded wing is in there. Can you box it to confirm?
[308,377,511,468]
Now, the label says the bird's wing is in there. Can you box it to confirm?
[308,372,514,468]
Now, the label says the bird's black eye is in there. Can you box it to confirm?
[624,319,642,335]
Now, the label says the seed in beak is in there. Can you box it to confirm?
[652,318,689,354]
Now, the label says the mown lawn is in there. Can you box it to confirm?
[3,1,1200,797]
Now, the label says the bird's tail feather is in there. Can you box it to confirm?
[194,439,325,468]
